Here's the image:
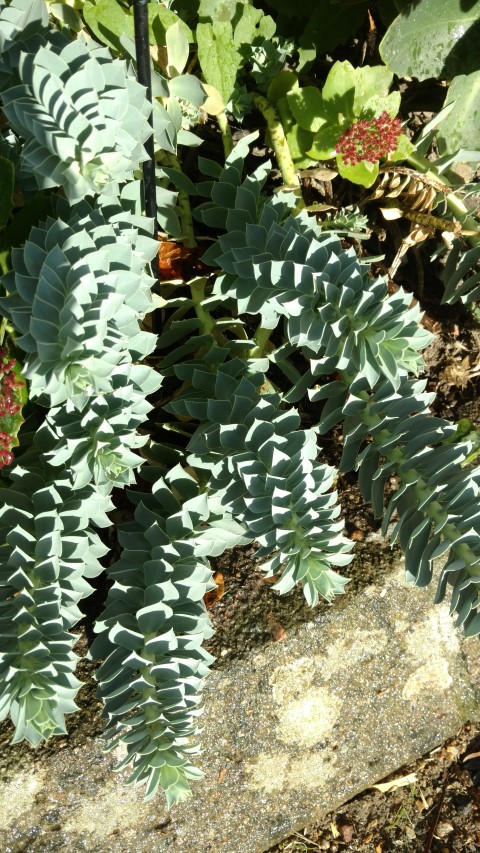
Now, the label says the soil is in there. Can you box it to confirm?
[268,722,480,853]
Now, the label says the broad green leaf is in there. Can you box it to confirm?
[321,61,355,121]
[196,21,241,105]
[337,157,378,187]
[297,45,316,71]
[308,124,342,160]
[84,0,192,53]
[83,0,133,53]
[299,1,368,57]
[47,1,83,31]
[0,157,14,229]
[285,126,315,167]
[352,66,394,114]
[437,72,480,156]
[286,87,326,132]
[267,70,299,106]
[149,4,193,44]
[380,0,480,81]
[361,91,401,120]
[233,4,275,47]
[166,22,190,77]
[168,74,206,107]
[198,0,243,22]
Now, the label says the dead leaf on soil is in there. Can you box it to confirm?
[266,612,287,642]
[372,772,417,793]
[204,571,224,609]
[217,767,228,784]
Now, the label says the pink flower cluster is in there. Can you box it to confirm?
[0,347,24,469]
[336,111,403,166]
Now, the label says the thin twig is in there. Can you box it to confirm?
[422,768,450,853]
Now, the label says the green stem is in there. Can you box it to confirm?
[252,93,303,208]
[249,325,272,358]
[190,277,215,336]
[406,151,479,246]
[215,110,233,158]
[157,151,196,248]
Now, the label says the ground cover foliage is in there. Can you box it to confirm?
[0,0,479,808]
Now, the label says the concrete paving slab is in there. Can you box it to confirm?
[0,558,479,853]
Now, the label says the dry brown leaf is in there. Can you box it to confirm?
[266,612,287,642]
[157,239,207,282]
[204,571,224,609]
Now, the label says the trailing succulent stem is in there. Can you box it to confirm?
[196,136,480,634]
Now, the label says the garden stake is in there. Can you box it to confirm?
[133,0,160,305]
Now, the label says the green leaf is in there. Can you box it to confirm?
[199,0,242,22]
[361,91,401,120]
[286,126,316,167]
[149,4,194,45]
[296,45,316,71]
[83,0,134,53]
[337,157,378,187]
[437,72,480,156]
[352,66,394,115]
[388,132,416,163]
[286,87,326,132]
[47,1,83,31]
[307,124,342,160]
[267,70,299,106]
[233,4,275,46]
[196,21,241,105]
[83,0,193,53]
[166,22,190,77]
[299,1,368,57]
[168,74,206,107]
[321,60,355,121]
[0,157,14,229]
[380,0,480,81]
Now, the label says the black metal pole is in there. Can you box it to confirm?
[133,0,159,286]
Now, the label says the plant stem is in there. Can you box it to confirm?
[157,151,196,248]
[249,325,272,358]
[252,93,303,207]
[190,277,215,336]
[406,151,479,246]
[216,110,233,158]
